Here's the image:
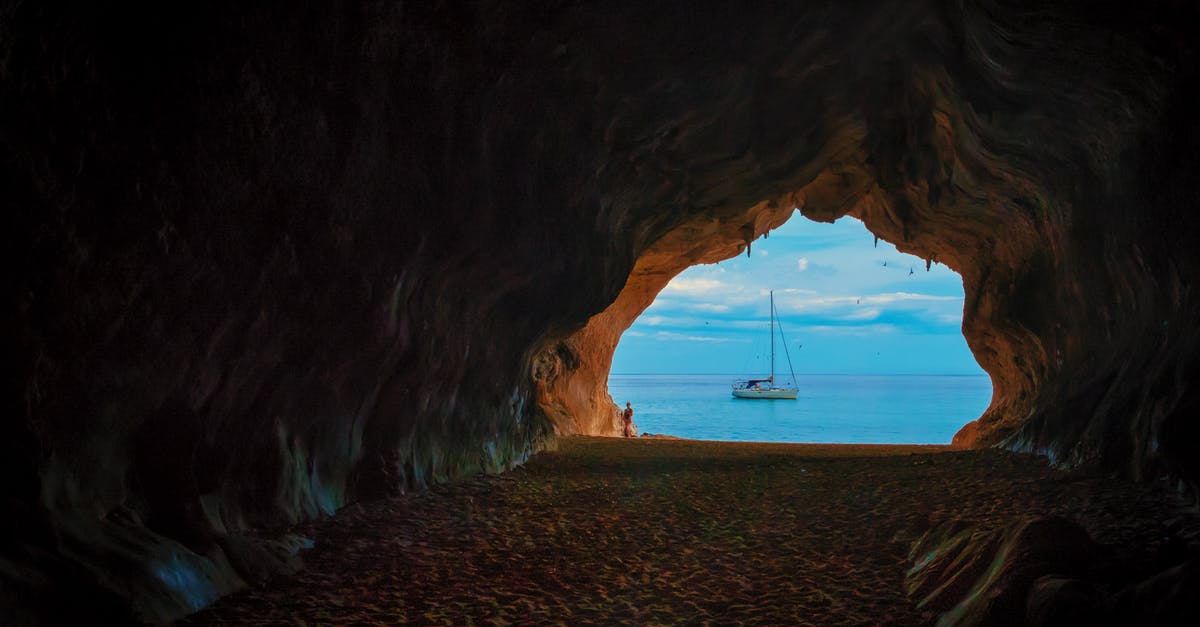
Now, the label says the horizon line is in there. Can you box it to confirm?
[609,372,990,377]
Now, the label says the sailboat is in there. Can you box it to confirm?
[732,290,798,399]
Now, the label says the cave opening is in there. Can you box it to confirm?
[607,213,992,443]
[10,0,1200,622]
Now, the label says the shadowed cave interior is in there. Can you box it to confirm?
[4,0,1200,624]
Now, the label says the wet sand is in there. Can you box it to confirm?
[185,436,1177,625]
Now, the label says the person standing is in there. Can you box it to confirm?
[621,402,634,438]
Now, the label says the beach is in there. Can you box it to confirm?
[185,436,1179,625]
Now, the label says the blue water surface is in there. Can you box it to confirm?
[607,374,992,444]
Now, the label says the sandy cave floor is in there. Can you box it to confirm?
[183,436,1181,625]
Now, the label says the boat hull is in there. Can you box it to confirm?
[731,387,798,399]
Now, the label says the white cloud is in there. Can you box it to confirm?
[775,291,961,314]
[837,307,882,321]
[936,313,963,325]
[804,324,900,337]
[663,277,725,294]
[648,279,762,314]
[652,331,748,343]
[860,292,959,305]
[613,212,980,375]
[777,295,858,311]
[630,314,726,329]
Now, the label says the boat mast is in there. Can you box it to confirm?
[769,290,775,383]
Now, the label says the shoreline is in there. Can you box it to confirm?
[635,431,958,453]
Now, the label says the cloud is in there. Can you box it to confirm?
[860,292,959,305]
[652,331,748,343]
[936,313,963,325]
[724,319,780,329]
[803,323,900,337]
[793,256,837,276]
[613,212,982,375]
[650,277,764,312]
[662,277,725,294]
[630,314,736,329]
[776,291,961,313]
[837,307,882,321]
[777,295,858,311]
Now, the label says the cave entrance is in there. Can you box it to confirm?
[608,214,991,444]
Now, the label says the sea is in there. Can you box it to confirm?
[607,374,993,444]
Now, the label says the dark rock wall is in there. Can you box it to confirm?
[4,1,575,619]
[932,2,1200,484]
[531,0,1200,490]
[4,0,1199,621]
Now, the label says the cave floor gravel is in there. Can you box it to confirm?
[184,436,1178,626]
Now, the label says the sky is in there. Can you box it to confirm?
[611,212,987,376]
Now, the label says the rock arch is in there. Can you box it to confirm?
[5,0,1199,621]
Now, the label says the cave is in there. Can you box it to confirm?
[4,0,1200,624]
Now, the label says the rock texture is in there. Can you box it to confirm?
[907,515,1200,626]
[4,0,1200,622]
[906,517,1108,625]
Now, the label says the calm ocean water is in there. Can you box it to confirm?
[608,374,993,444]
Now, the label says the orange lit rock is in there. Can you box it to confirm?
[533,199,795,436]
[5,0,1200,622]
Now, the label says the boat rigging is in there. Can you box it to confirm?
[732,291,798,399]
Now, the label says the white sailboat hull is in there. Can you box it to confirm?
[732,387,798,399]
